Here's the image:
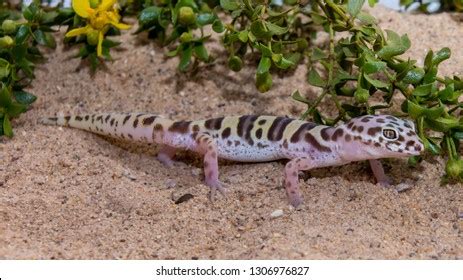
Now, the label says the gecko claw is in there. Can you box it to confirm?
[207,180,228,201]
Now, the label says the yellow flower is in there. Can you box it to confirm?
[65,0,131,57]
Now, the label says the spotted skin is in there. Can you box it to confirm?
[41,114,424,207]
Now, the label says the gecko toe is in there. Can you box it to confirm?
[207,180,227,201]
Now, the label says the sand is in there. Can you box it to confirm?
[1,5,462,259]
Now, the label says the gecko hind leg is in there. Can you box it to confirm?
[156,145,177,167]
[194,133,227,200]
[284,157,314,207]
[369,159,392,186]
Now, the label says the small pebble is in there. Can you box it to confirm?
[191,168,201,177]
[270,209,284,218]
[395,182,413,193]
[165,179,177,188]
[174,193,194,204]
[122,170,137,181]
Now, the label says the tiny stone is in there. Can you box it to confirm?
[150,50,155,57]
[165,179,177,189]
[191,168,201,177]
[122,170,137,181]
[395,182,413,193]
[270,209,284,218]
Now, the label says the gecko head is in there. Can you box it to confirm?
[341,115,424,158]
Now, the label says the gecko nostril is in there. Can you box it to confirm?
[415,144,422,151]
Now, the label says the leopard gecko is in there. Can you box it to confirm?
[42,113,424,207]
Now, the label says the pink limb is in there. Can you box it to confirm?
[369,159,392,186]
[156,145,177,167]
[194,133,226,199]
[284,157,313,207]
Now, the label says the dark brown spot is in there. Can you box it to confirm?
[345,134,352,142]
[374,142,381,147]
[205,117,224,130]
[96,115,103,122]
[105,115,111,123]
[258,119,266,125]
[192,125,200,132]
[221,127,231,139]
[292,171,297,177]
[331,128,344,141]
[128,134,133,139]
[133,118,139,128]
[320,127,331,141]
[154,124,163,131]
[48,117,58,122]
[404,122,412,129]
[347,122,354,129]
[255,128,263,139]
[75,116,83,121]
[376,118,385,123]
[386,116,398,121]
[257,143,269,148]
[234,141,240,146]
[361,116,372,123]
[267,117,293,141]
[287,163,293,169]
[354,136,361,141]
[65,116,71,122]
[123,115,131,125]
[168,121,191,134]
[110,118,115,126]
[143,116,156,125]
[367,127,381,136]
[210,152,217,158]
[84,115,89,121]
[290,122,317,143]
[227,140,232,146]
[305,133,331,152]
[398,135,405,142]
[357,126,364,133]
[282,139,288,149]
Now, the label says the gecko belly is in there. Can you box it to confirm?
[216,136,285,162]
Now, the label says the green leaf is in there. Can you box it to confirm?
[425,117,461,133]
[357,11,377,24]
[307,68,325,87]
[193,43,208,62]
[412,83,433,97]
[264,21,288,35]
[432,47,451,66]
[256,72,272,93]
[197,13,215,26]
[311,48,328,61]
[347,0,366,18]
[402,68,425,84]
[363,73,388,88]
[228,56,243,72]
[368,0,379,7]
[179,45,193,72]
[250,20,270,39]
[291,90,310,103]
[3,114,13,137]
[15,25,30,44]
[257,56,271,75]
[0,84,12,107]
[139,6,160,26]
[363,60,386,74]
[407,100,444,119]
[13,90,37,105]
[212,19,224,33]
[44,32,56,49]
[220,0,240,10]
[6,102,27,117]
[0,58,10,79]
[255,43,273,57]
[33,29,47,46]
[377,30,411,60]
[238,30,248,43]
[438,84,458,103]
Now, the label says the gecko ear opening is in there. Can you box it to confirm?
[382,128,398,140]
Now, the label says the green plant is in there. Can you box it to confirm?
[0,1,61,137]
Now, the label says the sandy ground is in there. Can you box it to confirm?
[1,5,462,259]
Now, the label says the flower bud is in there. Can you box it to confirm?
[179,32,193,43]
[87,30,99,46]
[179,6,196,26]
[0,36,14,48]
[228,56,243,72]
[445,158,463,179]
[2,20,17,34]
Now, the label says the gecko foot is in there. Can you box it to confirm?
[288,194,303,208]
[377,176,392,187]
[156,153,176,168]
[206,179,228,201]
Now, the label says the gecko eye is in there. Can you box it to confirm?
[382,128,398,140]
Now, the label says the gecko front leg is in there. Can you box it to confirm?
[369,159,392,186]
[194,133,227,199]
[284,157,314,207]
